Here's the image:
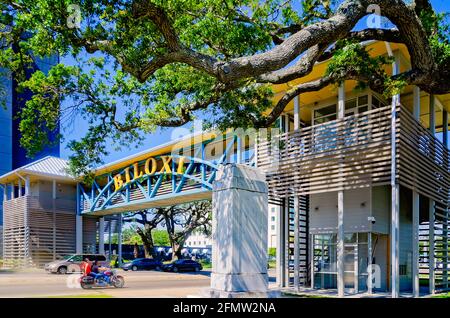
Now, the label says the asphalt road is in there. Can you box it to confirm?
[0,269,212,298]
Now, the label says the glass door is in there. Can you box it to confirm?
[344,244,358,293]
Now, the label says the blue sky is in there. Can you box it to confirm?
[59,0,450,163]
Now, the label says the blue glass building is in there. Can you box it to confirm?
[0,55,60,230]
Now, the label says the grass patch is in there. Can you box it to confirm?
[432,293,450,298]
[282,291,332,298]
[199,260,212,269]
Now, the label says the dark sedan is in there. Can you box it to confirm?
[162,259,203,272]
[121,258,163,271]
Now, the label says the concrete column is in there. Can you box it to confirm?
[310,233,315,288]
[429,95,436,135]
[412,191,420,297]
[10,183,14,199]
[412,87,421,297]
[52,180,56,260]
[338,83,345,119]
[99,217,105,255]
[429,199,435,295]
[284,198,289,287]
[390,55,400,297]
[443,110,448,148]
[118,215,123,267]
[337,82,346,297]
[108,220,112,260]
[294,96,300,130]
[3,185,8,201]
[18,179,22,197]
[368,233,373,294]
[392,52,401,106]
[210,164,268,297]
[293,196,300,290]
[236,135,242,164]
[25,176,30,196]
[276,202,285,287]
[413,87,421,120]
[337,190,345,297]
[76,215,83,254]
[391,184,400,298]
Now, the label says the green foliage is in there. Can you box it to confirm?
[152,229,170,246]
[268,247,276,258]
[110,226,142,245]
[420,10,450,69]
[326,40,406,98]
[199,259,212,269]
[0,0,447,175]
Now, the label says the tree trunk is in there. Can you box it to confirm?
[133,243,139,259]
[137,225,157,259]
[171,242,183,261]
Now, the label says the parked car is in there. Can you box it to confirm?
[162,259,203,272]
[44,254,107,274]
[121,258,163,271]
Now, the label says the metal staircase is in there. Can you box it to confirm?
[287,196,310,287]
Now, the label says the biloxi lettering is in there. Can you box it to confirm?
[113,156,186,191]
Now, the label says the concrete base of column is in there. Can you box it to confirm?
[205,288,280,298]
[210,164,269,296]
[211,272,269,293]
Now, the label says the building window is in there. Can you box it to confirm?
[271,225,275,231]
[271,207,275,213]
[372,95,386,109]
[313,104,337,124]
[344,95,369,116]
[271,216,275,222]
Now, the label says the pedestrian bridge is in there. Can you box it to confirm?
[78,133,255,216]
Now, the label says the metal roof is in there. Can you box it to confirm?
[0,156,75,184]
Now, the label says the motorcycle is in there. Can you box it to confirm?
[80,269,125,289]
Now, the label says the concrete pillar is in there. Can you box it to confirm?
[236,135,242,164]
[294,96,300,130]
[18,179,22,197]
[429,199,435,294]
[3,185,7,201]
[118,215,123,267]
[99,217,105,255]
[52,180,56,260]
[337,190,345,297]
[276,202,285,287]
[293,196,300,290]
[413,87,421,120]
[443,110,448,148]
[368,233,373,294]
[10,183,14,199]
[284,198,289,287]
[429,95,436,135]
[338,83,345,119]
[391,184,400,298]
[210,164,268,297]
[310,233,315,289]
[25,176,30,196]
[76,215,83,254]
[390,54,400,297]
[412,191,420,297]
[412,88,421,297]
[108,220,112,260]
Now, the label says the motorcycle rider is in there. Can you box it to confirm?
[91,260,109,285]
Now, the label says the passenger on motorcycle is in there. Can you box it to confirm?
[81,258,91,276]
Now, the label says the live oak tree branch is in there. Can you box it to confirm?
[2,0,449,173]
